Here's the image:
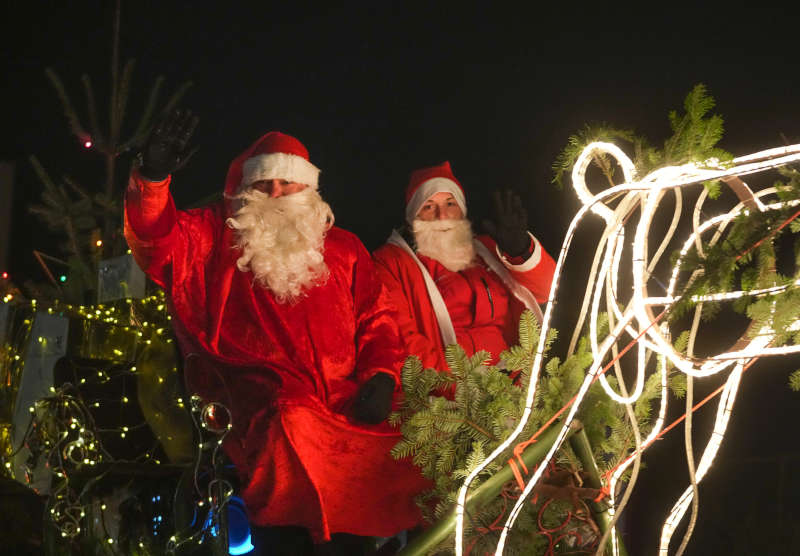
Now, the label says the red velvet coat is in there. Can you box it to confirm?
[372,235,555,372]
[124,150,428,541]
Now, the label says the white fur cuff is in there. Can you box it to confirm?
[496,232,542,271]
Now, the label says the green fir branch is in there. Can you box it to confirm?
[45,67,87,141]
[81,74,104,146]
[789,370,800,392]
[392,310,667,552]
[551,123,637,189]
[115,59,136,136]
[122,76,165,151]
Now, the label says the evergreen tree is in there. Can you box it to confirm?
[25,0,190,304]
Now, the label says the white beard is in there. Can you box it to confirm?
[226,187,334,303]
[412,218,476,272]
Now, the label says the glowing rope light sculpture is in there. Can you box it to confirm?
[450,142,800,556]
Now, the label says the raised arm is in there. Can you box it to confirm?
[124,109,200,287]
[483,189,555,302]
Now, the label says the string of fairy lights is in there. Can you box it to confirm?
[452,142,800,556]
[166,394,236,554]
[0,289,236,553]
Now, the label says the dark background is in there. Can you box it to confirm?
[3,2,800,553]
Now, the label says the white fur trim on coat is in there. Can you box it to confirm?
[387,230,458,347]
[405,177,467,224]
[385,230,544,351]
[241,152,320,190]
[495,232,542,271]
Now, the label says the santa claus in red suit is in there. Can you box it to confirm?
[123,110,428,553]
[372,161,556,373]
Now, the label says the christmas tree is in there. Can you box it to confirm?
[24,0,190,305]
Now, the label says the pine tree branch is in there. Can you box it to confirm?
[115,59,136,147]
[44,68,87,141]
[81,74,104,147]
[461,418,497,442]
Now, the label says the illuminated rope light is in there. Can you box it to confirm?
[450,141,800,556]
[606,145,800,555]
[602,349,669,554]
[571,141,637,224]
[453,173,650,555]
[658,358,746,554]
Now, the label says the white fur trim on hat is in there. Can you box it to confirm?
[405,177,467,224]
[241,152,320,191]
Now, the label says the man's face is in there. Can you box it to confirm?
[250,179,308,198]
[412,191,474,272]
[416,191,464,221]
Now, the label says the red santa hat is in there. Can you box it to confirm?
[231,131,320,194]
[404,161,467,224]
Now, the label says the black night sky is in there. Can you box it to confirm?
[3,2,800,554]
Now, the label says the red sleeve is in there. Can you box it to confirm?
[123,170,180,288]
[483,234,556,303]
[372,245,446,372]
[124,169,221,291]
[124,170,174,236]
[349,237,406,389]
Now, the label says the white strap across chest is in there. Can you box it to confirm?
[387,230,543,349]
[388,230,458,346]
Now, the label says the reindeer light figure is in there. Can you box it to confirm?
[453,142,800,556]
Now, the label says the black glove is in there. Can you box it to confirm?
[353,372,395,424]
[482,190,530,258]
[139,108,200,181]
